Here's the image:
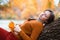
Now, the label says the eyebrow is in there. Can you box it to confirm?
[44,13,49,18]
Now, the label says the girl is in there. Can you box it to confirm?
[0,9,55,40]
[13,9,55,40]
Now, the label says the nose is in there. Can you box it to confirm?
[41,15,48,20]
[42,15,46,18]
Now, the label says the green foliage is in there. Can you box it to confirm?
[0,0,2,3]
[59,0,60,3]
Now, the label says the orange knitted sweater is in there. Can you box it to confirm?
[19,20,43,40]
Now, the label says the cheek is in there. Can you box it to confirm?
[41,16,47,21]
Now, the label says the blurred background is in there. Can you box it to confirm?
[0,0,60,31]
[0,0,60,20]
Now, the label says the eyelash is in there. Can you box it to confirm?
[42,14,47,17]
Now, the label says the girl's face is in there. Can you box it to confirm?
[39,11,50,22]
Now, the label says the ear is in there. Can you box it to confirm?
[44,20,48,24]
[8,21,15,31]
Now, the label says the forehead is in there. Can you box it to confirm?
[44,11,50,16]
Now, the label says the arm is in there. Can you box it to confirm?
[19,22,43,40]
[30,23,43,40]
[19,22,32,40]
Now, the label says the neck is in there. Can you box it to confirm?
[37,18,46,26]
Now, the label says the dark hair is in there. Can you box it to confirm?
[27,18,36,21]
[44,9,55,24]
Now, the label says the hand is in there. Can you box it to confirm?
[14,24,21,33]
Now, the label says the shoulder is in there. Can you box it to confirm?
[29,20,43,28]
[30,20,43,24]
